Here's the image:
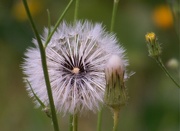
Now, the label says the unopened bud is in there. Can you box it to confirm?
[145,32,156,43]
[145,32,161,58]
[104,55,128,110]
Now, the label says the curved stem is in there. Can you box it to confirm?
[22,0,60,131]
[97,108,103,131]
[26,80,46,108]
[155,57,180,88]
[110,0,120,32]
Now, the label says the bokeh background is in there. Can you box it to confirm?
[0,0,179,131]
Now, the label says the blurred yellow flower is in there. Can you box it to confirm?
[12,0,43,21]
[152,5,173,29]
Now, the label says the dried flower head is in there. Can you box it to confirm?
[22,21,128,114]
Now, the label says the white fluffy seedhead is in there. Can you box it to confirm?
[22,20,128,115]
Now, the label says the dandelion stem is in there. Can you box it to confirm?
[45,0,74,48]
[113,108,120,131]
[69,115,73,131]
[22,0,59,131]
[73,114,78,131]
[110,0,119,32]
[155,57,180,88]
[97,108,103,131]
[74,0,80,21]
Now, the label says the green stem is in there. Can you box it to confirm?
[110,0,120,32]
[74,0,80,21]
[155,57,180,88]
[97,108,103,131]
[22,0,59,131]
[73,114,78,131]
[45,0,74,48]
[113,108,120,131]
[26,80,45,108]
[69,115,73,131]
[47,9,51,36]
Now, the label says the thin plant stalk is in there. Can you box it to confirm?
[22,0,59,131]
[97,109,103,131]
[26,80,46,108]
[73,114,78,131]
[113,108,120,131]
[74,0,80,21]
[69,115,73,131]
[155,57,180,88]
[47,9,52,36]
[110,0,120,32]
[45,0,74,48]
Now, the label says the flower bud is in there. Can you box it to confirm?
[145,32,156,44]
[104,55,128,110]
[145,32,161,58]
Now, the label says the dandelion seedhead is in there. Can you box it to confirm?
[22,20,128,115]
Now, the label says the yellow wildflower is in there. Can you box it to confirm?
[152,5,173,29]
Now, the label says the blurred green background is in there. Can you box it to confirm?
[0,0,179,131]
